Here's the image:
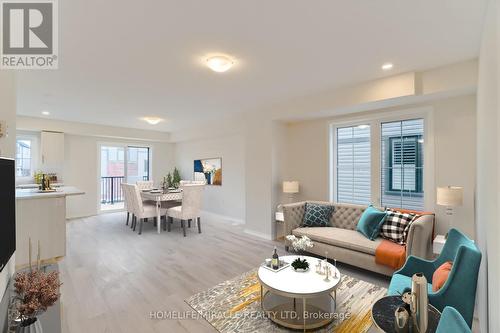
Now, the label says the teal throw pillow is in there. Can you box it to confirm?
[302,203,334,227]
[356,205,387,240]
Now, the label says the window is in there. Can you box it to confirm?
[16,139,33,177]
[331,116,427,210]
[335,125,371,205]
[127,146,150,182]
[381,119,424,210]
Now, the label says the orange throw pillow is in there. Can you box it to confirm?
[432,261,453,292]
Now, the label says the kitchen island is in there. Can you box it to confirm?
[15,186,85,268]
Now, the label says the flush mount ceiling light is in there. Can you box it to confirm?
[206,55,234,73]
[382,63,393,71]
[142,117,163,125]
[357,124,369,129]
[41,111,50,116]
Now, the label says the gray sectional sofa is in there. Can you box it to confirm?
[283,201,435,276]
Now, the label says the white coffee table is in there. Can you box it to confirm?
[257,255,340,331]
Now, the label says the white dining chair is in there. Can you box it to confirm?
[121,183,134,227]
[127,184,167,235]
[166,184,204,236]
[136,180,157,206]
[136,180,154,190]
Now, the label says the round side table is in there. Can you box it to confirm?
[371,295,441,333]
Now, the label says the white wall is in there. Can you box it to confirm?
[65,134,175,218]
[433,96,476,237]
[285,94,477,237]
[171,119,289,239]
[174,134,245,223]
[0,72,16,302]
[476,0,499,331]
[244,118,274,239]
[272,121,288,237]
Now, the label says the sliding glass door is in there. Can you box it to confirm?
[126,146,150,184]
[99,144,150,211]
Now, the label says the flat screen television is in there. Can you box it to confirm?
[0,158,15,272]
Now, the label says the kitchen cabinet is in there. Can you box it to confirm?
[41,131,64,173]
[15,186,85,266]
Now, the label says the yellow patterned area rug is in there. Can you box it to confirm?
[185,269,387,333]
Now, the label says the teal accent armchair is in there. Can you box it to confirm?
[436,307,471,333]
[388,228,481,328]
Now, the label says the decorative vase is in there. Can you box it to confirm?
[394,306,410,332]
[16,318,43,333]
[410,273,428,333]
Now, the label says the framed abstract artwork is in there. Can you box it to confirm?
[194,158,222,185]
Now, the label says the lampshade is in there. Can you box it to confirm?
[436,186,463,207]
[283,181,299,194]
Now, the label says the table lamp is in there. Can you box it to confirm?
[283,181,299,204]
[436,186,463,237]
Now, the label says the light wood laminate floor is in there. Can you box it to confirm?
[60,212,390,333]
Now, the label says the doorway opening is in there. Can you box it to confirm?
[99,145,150,211]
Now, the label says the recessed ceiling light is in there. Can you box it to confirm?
[357,124,369,129]
[142,117,163,125]
[206,55,234,73]
[382,63,393,71]
[41,111,50,116]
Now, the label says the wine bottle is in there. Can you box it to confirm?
[272,247,279,270]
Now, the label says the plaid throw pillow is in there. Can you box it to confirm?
[381,209,416,244]
[302,203,334,227]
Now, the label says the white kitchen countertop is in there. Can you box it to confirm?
[16,182,65,189]
[15,186,85,200]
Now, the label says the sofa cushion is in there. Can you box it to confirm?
[302,203,334,227]
[381,209,416,244]
[356,205,387,240]
[292,227,382,255]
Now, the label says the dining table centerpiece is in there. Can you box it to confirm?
[285,235,314,272]
[172,168,181,188]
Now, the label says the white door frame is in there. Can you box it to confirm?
[97,142,153,213]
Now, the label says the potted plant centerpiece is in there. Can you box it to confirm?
[172,168,181,189]
[13,240,61,333]
[165,172,173,189]
[285,235,314,272]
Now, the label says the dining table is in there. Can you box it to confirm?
[140,189,183,234]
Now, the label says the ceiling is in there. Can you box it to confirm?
[16,0,487,132]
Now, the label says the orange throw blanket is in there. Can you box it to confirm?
[375,239,406,270]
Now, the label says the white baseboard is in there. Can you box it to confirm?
[244,228,273,240]
[201,210,245,225]
[66,213,99,220]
